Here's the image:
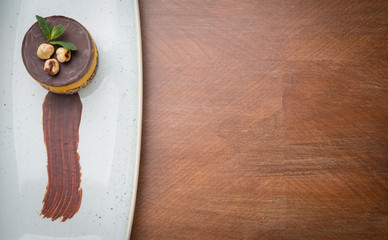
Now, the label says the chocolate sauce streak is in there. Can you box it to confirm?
[41,92,83,221]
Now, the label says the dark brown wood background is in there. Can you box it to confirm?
[131,0,388,239]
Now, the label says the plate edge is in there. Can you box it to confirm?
[125,0,143,239]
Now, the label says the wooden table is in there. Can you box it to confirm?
[131,1,388,239]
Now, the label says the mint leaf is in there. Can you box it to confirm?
[50,41,77,51]
[50,25,65,40]
[36,15,52,41]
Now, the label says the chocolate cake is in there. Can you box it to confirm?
[22,16,98,94]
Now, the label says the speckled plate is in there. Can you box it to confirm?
[0,0,142,239]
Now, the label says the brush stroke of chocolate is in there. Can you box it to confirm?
[41,92,83,222]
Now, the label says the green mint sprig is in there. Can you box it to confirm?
[36,15,77,51]
[50,41,77,51]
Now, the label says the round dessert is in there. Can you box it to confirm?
[22,16,98,94]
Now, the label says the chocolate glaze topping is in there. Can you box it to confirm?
[41,92,83,221]
[22,16,94,87]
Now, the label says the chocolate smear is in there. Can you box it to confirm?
[41,92,83,221]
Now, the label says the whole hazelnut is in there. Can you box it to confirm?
[37,43,54,60]
[44,59,60,75]
[56,47,71,62]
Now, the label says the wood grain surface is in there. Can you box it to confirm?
[131,0,388,239]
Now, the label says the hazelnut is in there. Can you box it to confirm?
[56,47,71,62]
[44,59,60,75]
[37,43,54,60]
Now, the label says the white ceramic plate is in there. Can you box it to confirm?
[0,0,142,239]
